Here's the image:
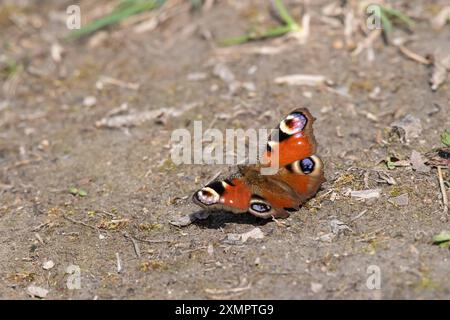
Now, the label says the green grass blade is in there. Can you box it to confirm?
[433,231,450,244]
[381,6,414,28]
[218,0,300,46]
[441,131,450,147]
[68,0,165,40]
[262,24,293,37]
[219,25,292,46]
[379,8,392,35]
[219,34,253,46]
[272,0,299,29]
[189,0,203,10]
[115,0,141,11]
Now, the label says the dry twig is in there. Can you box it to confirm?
[63,215,98,231]
[123,232,141,258]
[437,166,449,215]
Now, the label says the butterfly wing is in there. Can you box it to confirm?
[262,108,317,168]
[247,109,325,218]
[192,167,296,219]
[270,155,325,204]
[192,175,252,214]
[239,156,325,219]
[192,108,325,219]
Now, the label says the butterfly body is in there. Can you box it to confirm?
[193,108,325,219]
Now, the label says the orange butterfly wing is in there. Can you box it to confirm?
[192,108,325,219]
[262,108,318,168]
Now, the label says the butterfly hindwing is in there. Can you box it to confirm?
[272,155,325,203]
[244,169,299,219]
[248,155,325,218]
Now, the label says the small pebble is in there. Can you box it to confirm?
[42,260,54,270]
[27,285,49,299]
[388,193,409,206]
[83,96,97,107]
[311,282,323,293]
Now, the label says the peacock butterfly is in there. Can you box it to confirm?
[192,108,325,219]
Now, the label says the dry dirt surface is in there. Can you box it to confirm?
[1,0,450,299]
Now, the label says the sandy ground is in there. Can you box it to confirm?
[1,0,450,299]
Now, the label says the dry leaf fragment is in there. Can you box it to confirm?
[377,171,396,185]
[430,52,450,91]
[388,193,409,206]
[98,218,129,230]
[169,211,210,227]
[224,227,264,244]
[330,219,352,235]
[274,74,326,86]
[410,150,431,173]
[350,189,381,199]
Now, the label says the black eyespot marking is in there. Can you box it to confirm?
[284,207,297,212]
[300,157,315,174]
[250,202,272,213]
[193,192,199,202]
[251,194,265,201]
[285,163,294,173]
[271,129,291,142]
[206,181,225,195]
[223,179,235,186]
[438,149,450,159]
